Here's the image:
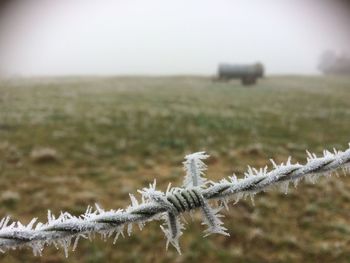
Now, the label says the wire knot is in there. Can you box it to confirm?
[165,188,203,214]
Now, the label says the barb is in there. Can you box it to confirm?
[0,144,349,256]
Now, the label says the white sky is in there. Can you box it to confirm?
[0,0,349,76]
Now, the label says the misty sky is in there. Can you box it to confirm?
[0,0,349,76]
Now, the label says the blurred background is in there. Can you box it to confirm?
[0,0,349,262]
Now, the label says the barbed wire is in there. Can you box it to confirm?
[0,144,349,256]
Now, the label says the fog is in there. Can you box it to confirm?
[0,0,349,76]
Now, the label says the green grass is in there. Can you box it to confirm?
[0,75,349,262]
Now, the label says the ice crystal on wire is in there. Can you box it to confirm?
[160,213,184,254]
[138,180,185,252]
[127,194,144,231]
[138,180,162,201]
[137,180,173,214]
[183,152,229,237]
[183,152,209,187]
[264,158,303,194]
[304,149,337,183]
[200,202,229,237]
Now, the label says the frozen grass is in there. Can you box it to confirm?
[0,75,349,262]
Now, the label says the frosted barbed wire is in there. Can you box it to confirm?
[0,144,349,256]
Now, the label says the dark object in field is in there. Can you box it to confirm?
[217,62,264,85]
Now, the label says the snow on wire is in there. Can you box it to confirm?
[0,145,350,257]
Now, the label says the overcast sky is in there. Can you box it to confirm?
[0,0,349,76]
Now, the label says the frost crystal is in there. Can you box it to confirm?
[183,152,209,187]
[160,213,184,254]
[200,203,229,237]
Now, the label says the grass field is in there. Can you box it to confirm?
[0,75,349,262]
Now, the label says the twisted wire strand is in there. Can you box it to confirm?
[0,145,349,256]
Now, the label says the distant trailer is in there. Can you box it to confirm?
[217,63,264,85]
